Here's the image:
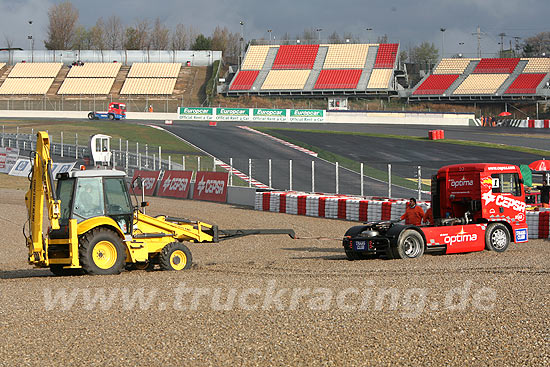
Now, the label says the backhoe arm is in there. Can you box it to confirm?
[25,131,61,264]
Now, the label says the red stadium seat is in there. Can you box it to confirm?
[505,73,546,94]
[272,45,320,69]
[230,70,259,90]
[374,44,399,68]
[413,74,459,95]
[314,69,362,89]
[473,58,519,73]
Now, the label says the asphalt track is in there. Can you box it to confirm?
[153,120,550,198]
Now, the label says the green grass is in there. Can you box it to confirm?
[255,127,429,191]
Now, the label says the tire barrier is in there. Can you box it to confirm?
[255,191,549,239]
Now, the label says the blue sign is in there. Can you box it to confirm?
[515,228,528,243]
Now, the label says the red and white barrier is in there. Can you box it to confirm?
[256,191,550,239]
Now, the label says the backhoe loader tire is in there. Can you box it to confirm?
[159,242,192,271]
[79,228,126,275]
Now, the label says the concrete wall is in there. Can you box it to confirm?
[325,111,474,126]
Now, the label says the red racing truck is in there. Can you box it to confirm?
[343,163,528,260]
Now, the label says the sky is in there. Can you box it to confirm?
[1,0,549,57]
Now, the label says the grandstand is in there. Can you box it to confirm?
[0,62,61,94]
[226,43,402,96]
[121,63,181,95]
[57,63,121,95]
[410,57,550,101]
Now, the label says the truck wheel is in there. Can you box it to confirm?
[79,228,126,275]
[108,114,115,120]
[88,112,95,120]
[159,242,192,271]
[485,223,510,252]
[390,229,425,259]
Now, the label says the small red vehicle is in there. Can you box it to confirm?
[343,163,528,259]
[88,102,126,120]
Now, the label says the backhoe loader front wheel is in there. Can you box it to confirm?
[79,228,126,275]
[159,242,192,271]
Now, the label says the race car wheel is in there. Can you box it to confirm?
[485,223,510,252]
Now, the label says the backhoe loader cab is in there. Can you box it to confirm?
[56,169,133,233]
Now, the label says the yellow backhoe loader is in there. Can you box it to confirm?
[24,131,294,275]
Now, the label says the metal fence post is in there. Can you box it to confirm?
[336,162,339,194]
[268,159,272,188]
[197,156,201,172]
[75,133,78,159]
[289,160,293,191]
[60,131,64,157]
[138,153,142,170]
[16,126,19,149]
[388,163,392,198]
[153,154,156,170]
[229,158,233,186]
[311,161,315,193]
[182,155,185,171]
[169,155,171,170]
[360,162,364,197]
[2,125,4,147]
[248,158,252,188]
[145,144,149,168]
[156,146,160,170]
[417,165,422,201]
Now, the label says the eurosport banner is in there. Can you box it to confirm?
[157,170,193,199]
[178,107,325,123]
[193,171,229,202]
[131,170,161,196]
[0,147,19,173]
[289,109,325,122]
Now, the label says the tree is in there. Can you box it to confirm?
[124,19,150,50]
[410,42,439,69]
[327,31,341,44]
[192,34,212,50]
[399,50,408,63]
[44,1,79,50]
[301,28,316,42]
[72,26,91,50]
[211,26,229,52]
[150,18,169,50]
[90,19,106,51]
[104,16,123,49]
[172,24,198,50]
[522,32,550,57]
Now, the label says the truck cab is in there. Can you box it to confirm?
[108,102,126,118]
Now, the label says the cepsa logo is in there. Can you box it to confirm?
[442,227,477,246]
[135,177,156,190]
[197,176,225,195]
[449,177,474,188]
[482,192,526,212]
[162,176,189,192]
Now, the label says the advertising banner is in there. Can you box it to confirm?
[216,107,250,121]
[178,107,214,121]
[8,158,32,177]
[193,171,228,202]
[157,170,193,199]
[289,109,325,122]
[51,162,77,177]
[131,170,161,196]
[252,108,287,122]
[0,147,19,173]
